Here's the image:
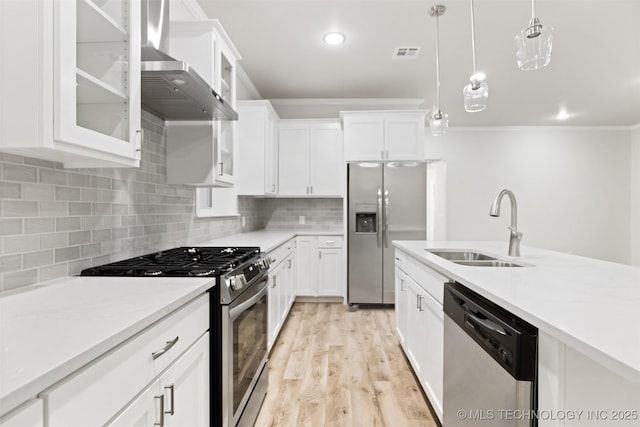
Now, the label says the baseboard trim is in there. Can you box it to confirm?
[294,296,344,304]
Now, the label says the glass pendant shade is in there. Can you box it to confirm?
[463,79,489,112]
[515,17,554,71]
[430,110,449,136]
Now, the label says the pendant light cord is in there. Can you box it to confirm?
[470,0,477,75]
[435,12,441,111]
[531,0,536,18]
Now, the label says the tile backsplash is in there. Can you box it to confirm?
[0,112,344,292]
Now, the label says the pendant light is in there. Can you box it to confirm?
[429,5,448,136]
[515,0,554,71]
[463,0,488,112]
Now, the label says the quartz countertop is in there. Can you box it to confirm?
[393,240,640,383]
[197,229,344,253]
[0,276,214,417]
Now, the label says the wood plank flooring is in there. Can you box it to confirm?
[255,302,439,427]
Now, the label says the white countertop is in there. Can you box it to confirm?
[197,229,344,253]
[0,276,214,416]
[393,240,640,383]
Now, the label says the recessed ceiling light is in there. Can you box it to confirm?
[555,108,571,121]
[323,32,345,45]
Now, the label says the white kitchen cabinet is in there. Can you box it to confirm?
[267,239,296,350]
[41,294,209,427]
[108,333,209,427]
[0,400,43,427]
[0,0,142,168]
[341,111,426,161]
[296,235,344,298]
[394,249,444,422]
[236,100,279,196]
[166,20,240,186]
[278,120,343,197]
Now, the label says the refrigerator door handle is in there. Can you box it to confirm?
[377,188,383,248]
[384,189,390,248]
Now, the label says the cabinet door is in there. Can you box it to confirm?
[394,267,409,347]
[162,333,210,427]
[265,114,279,195]
[384,118,424,160]
[278,127,310,196]
[267,268,282,350]
[216,120,236,186]
[405,276,424,378]
[296,237,318,296]
[285,253,296,309]
[318,248,343,296]
[309,126,343,196]
[343,117,384,161]
[106,381,160,427]
[54,0,141,165]
[420,290,443,420]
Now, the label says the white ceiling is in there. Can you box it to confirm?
[195,0,640,126]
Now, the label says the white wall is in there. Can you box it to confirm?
[631,127,640,267]
[425,127,632,264]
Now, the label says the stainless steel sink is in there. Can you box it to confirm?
[451,260,523,267]
[425,249,524,267]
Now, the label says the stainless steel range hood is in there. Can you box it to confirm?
[141,0,238,121]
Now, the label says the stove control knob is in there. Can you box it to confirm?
[228,277,237,291]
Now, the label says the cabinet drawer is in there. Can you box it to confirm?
[404,255,448,305]
[268,238,295,268]
[41,294,209,427]
[317,235,343,248]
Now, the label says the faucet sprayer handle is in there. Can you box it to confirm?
[508,226,523,239]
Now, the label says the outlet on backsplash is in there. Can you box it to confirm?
[299,216,305,225]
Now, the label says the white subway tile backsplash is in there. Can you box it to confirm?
[2,163,38,182]
[68,231,91,246]
[0,254,22,272]
[24,218,55,234]
[54,246,80,263]
[3,235,40,254]
[55,186,82,201]
[40,232,68,250]
[0,182,22,199]
[0,218,23,235]
[3,200,38,217]
[39,169,68,185]
[23,183,55,201]
[56,217,82,232]
[23,250,54,269]
[39,201,67,217]
[4,269,38,291]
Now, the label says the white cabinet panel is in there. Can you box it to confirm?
[0,0,141,168]
[394,267,409,347]
[341,111,426,162]
[318,248,342,296]
[0,400,43,427]
[236,101,279,196]
[267,240,296,350]
[296,236,344,298]
[106,380,159,427]
[295,236,319,296]
[309,127,344,196]
[278,126,310,196]
[278,120,343,197]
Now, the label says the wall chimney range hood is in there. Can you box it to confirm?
[140,0,238,121]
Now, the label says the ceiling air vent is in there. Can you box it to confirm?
[392,46,421,60]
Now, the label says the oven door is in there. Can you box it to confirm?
[222,275,269,427]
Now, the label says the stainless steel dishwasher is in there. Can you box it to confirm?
[443,282,538,426]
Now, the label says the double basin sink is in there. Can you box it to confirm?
[426,250,524,268]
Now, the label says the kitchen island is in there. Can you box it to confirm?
[394,240,640,426]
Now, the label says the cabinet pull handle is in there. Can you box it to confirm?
[416,294,420,310]
[310,186,313,194]
[381,150,385,159]
[164,384,175,415]
[135,130,144,153]
[152,336,179,360]
[401,278,405,291]
[288,259,292,268]
[419,295,424,311]
[219,162,224,176]
[154,395,165,426]
[272,277,277,288]
[319,252,322,260]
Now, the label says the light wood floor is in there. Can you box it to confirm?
[255,302,439,427]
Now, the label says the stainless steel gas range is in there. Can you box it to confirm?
[81,246,271,427]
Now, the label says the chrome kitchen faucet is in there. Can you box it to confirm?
[489,189,523,257]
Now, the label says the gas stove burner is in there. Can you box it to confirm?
[191,269,216,277]
[144,270,164,276]
[80,246,262,278]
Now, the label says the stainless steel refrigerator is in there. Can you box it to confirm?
[348,162,427,305]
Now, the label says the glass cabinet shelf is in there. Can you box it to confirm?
[76,68,127,103]
[78,0,127,43]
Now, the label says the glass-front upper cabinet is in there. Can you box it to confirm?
[0,0,142,168]
[55,0,142,165]
[167,20,240,187]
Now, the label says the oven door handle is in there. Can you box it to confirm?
[229,278,268,321]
